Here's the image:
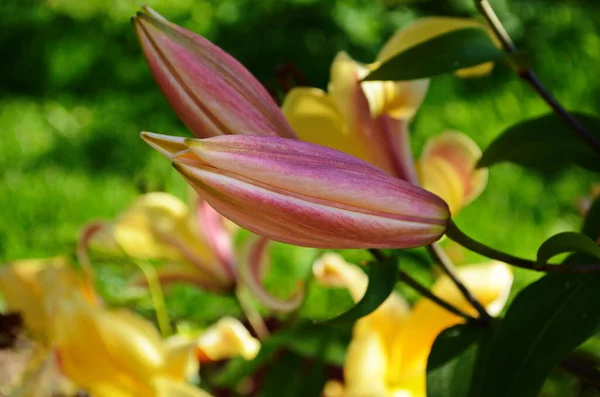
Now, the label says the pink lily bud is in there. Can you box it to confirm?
[133,6,296,139]
[142,132,450,249]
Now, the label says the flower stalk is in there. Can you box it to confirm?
[446,220,600,273]
[475,0,600,156]
[368,249,483,325]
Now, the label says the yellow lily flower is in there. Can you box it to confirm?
[93,192,236,292]
[313,253,513,397]
[0,259,260,397]
[282,17,491,214]
[0,258,65,342]
[88,192,303,312]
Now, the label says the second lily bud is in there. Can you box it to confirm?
[142,133,450,249]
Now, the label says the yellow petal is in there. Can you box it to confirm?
[389,262,513,381]
[153,377,214,397]
[420,131,488,212]
[360,77,429,120]
[323,380,346,397]
[0,259,59,340]
[343,328,389,397]
[195,317,260,361]
[162,335,199,381]
[417,156,465,215]
[51,289,165,395]
[312,253,368,303]
[377,17,499,78]
[281,87,370,162]
[114,193,213,263]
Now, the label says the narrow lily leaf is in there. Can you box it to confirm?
[477,113,600,173]
[427,323,495,397]
[473,272,600,397]
[364,28,505,82]
[323,256,398,325]
[582,197,600,241]
[536,232,600,263]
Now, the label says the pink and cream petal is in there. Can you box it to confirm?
[420,131,488,209]
[238,235,304,312]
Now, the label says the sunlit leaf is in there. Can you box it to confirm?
[473,272,600,397]
[427,323,495,397]
[537,232,600,263]
[322,256,398,325]
[364,28,504,82]
[477,113,600,173]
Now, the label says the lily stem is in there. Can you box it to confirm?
[446,220,600,273]
[427,243,491,324]
[476,0,600,156]
[368,249,483,325]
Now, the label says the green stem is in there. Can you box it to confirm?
[427,243,491,324]
[446,220,600,273]
[368,249,483,325]
[475,0,600,156]
[134,261,173,338]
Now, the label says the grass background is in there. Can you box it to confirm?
[1,0,599,395]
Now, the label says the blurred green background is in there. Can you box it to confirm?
[2,0,598,260]
[1,0,599,395]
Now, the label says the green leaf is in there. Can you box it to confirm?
[427,323,495,397]
[213,322,349,388]
[582,197,600,241]
[477,113,600,173]
[537,232,600,263]
[322,256,398,325]
[363,27,504,82]
[475,272,600,397]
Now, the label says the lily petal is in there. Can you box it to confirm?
[197,198,236,279]
[162,335,200,381]
[378,17,499,78]
[389,262,513,381]
[0,258,65,340]
[238,235,304,313]
[195,317,261,362]
[113,192,232,285]
[153,377,213,397]
[419,131,488,213]
[281,87,370,162]
[143,133,449,249]
[328,52,423,181]
[133,6,296,139]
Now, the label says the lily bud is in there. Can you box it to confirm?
[142,132,450,249]
[133,6,296,139]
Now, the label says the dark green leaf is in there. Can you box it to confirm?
[477,113,600,173]
[582,197,600,241]
[537,232,600,263]
[475,273,600,397]
[427,323,495,397]
[259,331,333,397]
[363,28,504,82]
[213,322,349,388]
[322,256,398,325]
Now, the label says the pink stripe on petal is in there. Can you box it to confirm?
[134,7,296,139]
[183,136,449,223]
[197,198,236,279]
[174,163,446,249]
[238,235,304,312]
